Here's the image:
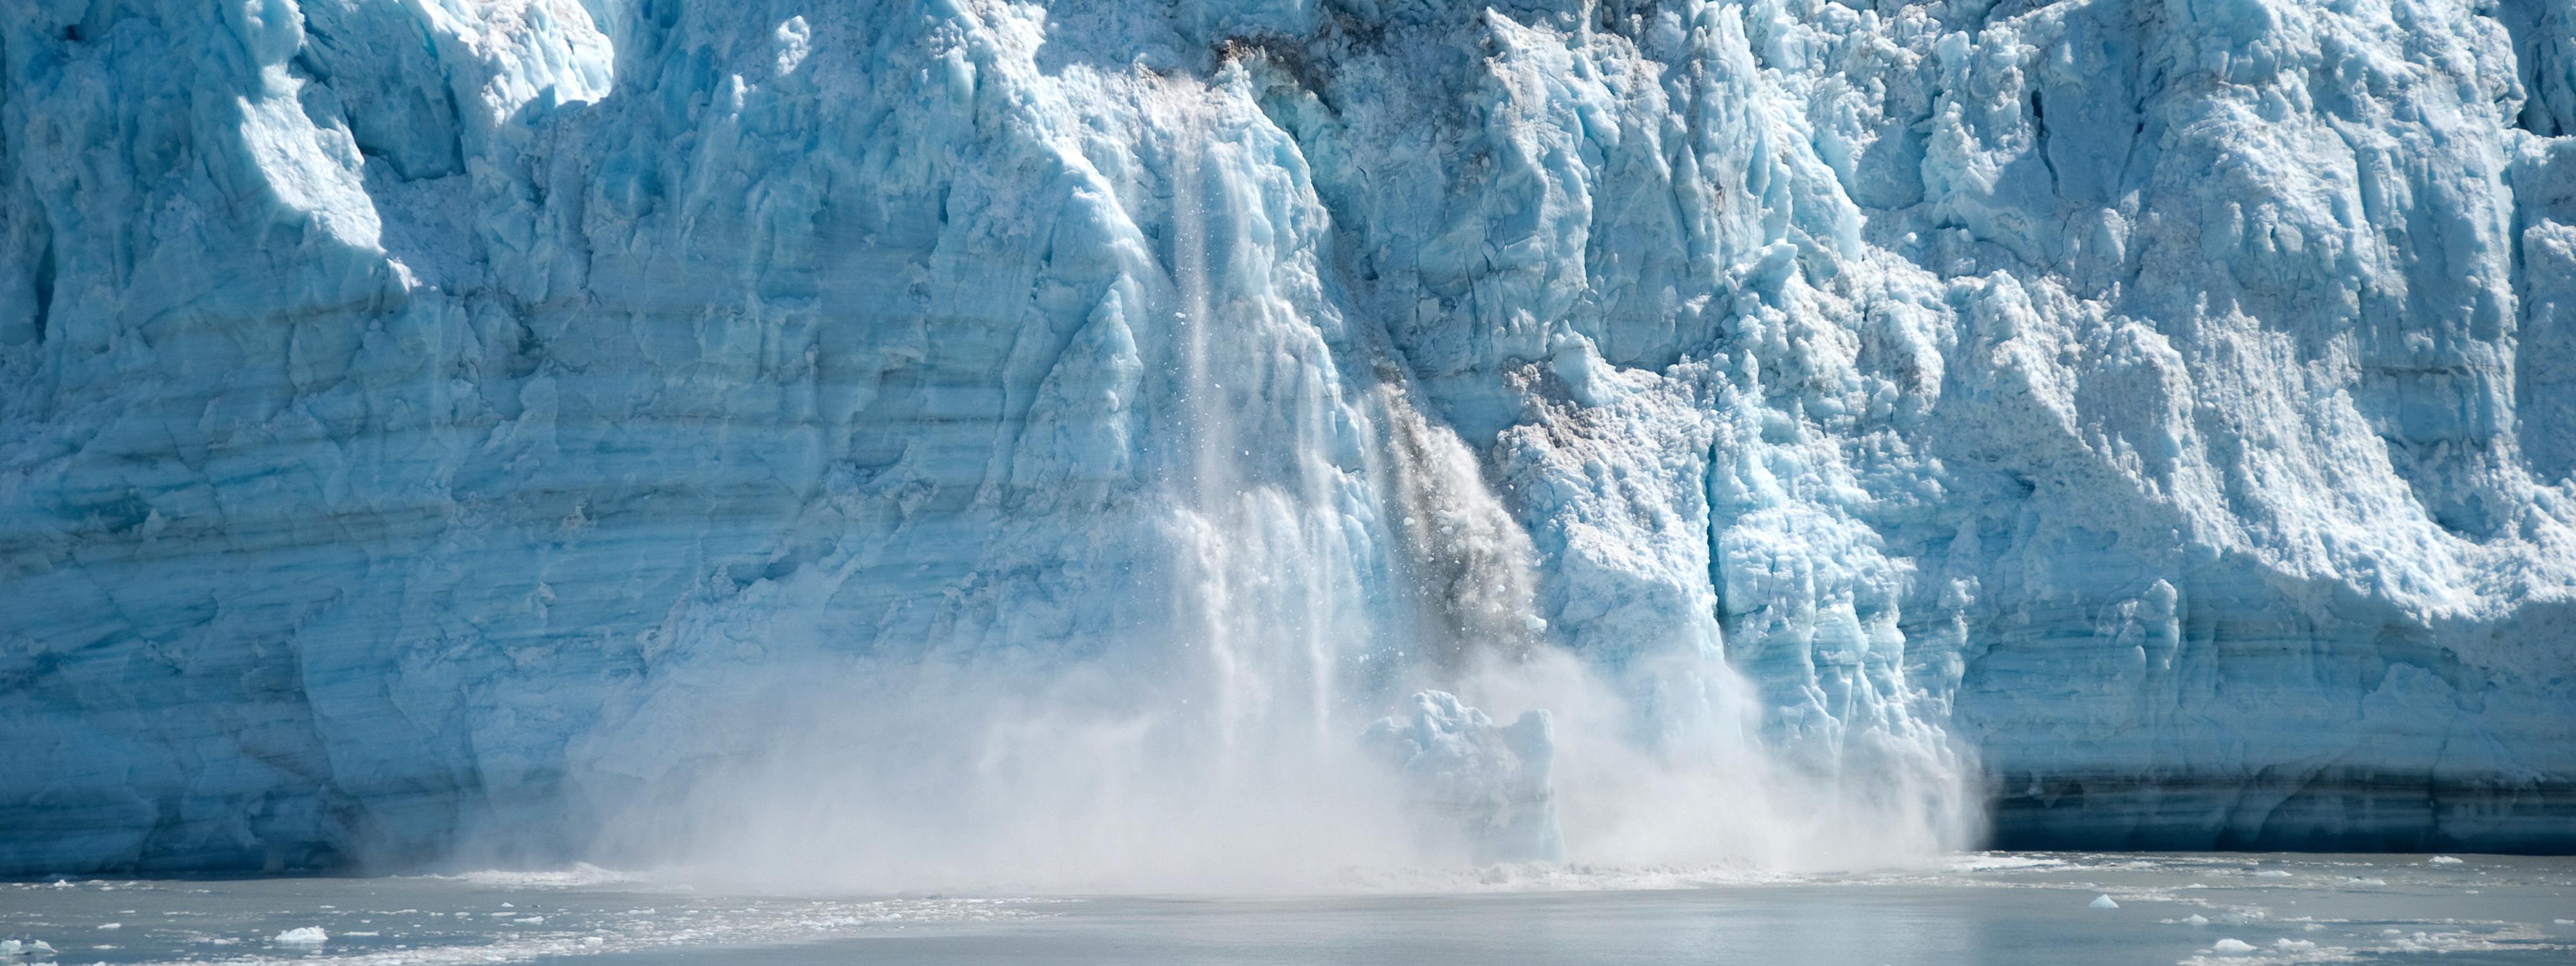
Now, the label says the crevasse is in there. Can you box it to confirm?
[1,0,2572,876]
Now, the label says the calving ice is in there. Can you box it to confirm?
[1,0,2572,882]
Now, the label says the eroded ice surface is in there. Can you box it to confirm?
[4,0,2575,873]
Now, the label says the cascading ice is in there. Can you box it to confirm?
[1363,691,1562,864]
[3,0,2573,875]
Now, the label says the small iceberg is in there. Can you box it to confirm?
[2088,895,2119,909]
[2211,938,2256,953]
[274,927,328,945]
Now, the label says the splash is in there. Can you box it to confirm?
[579,70,1975,895]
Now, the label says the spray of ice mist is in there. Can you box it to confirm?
[584,70,1976,894]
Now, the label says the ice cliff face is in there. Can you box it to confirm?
[5,0,2575,875]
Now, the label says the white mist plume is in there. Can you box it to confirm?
[567,66,1975,895]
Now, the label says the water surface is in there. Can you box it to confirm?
[5,854,2570,965]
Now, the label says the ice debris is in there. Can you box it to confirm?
[1363,692,1560,863]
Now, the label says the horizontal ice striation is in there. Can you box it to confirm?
[3,0,2575,873]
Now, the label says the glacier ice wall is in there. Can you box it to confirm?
[3,0,2575,875]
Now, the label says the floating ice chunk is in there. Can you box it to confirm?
[2089,895,2119,909]
[2211,938,2256,953]
[2274,939,2317,952]
[2253,869,2293,878]
[582,936,605,947]
[274,927,328,945]
[2345,877,2386,886]
[2555,918,2575,925]
[2427,856,2464,865]
[2184,914,2211,925]
[514,916,546,924]
[95,924,118,930]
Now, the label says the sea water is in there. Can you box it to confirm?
[5,854,2571,965]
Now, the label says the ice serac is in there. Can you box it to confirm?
[2,0,2573,873]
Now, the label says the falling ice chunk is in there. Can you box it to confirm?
[1362,690,1561,863]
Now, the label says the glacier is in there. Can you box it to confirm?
[3,0,2575,877]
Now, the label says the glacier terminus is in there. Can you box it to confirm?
[3,0,2575,878]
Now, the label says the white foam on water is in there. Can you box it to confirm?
[435,866,638,889]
